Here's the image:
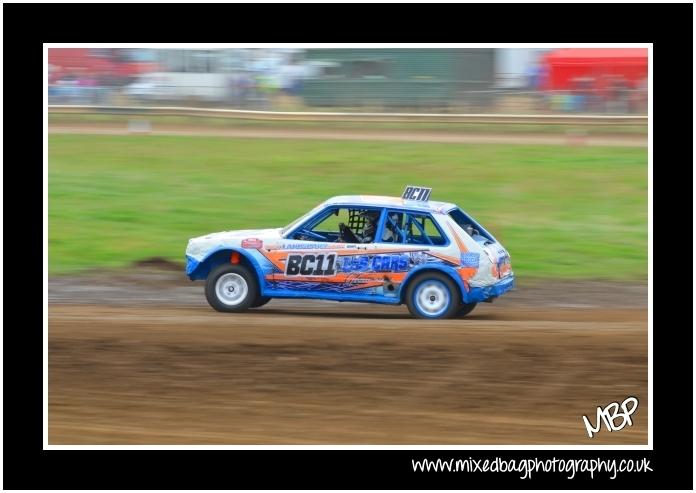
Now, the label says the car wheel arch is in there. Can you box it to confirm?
[190,248,265,287]
[399,265,467,305]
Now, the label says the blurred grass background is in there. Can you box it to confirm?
[48,134,647,279]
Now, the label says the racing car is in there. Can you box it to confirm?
[185,186,514,319]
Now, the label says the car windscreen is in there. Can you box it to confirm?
[281,202,326,236]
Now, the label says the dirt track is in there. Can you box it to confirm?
[48,123,647,147]
[48,270,648,445]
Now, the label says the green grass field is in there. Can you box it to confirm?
[49,134,647,279]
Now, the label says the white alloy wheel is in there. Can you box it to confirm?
[414,279,451,317]
[215,272,249,306]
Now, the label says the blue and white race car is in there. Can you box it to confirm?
[185,186,514,319]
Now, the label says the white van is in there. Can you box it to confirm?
[125,72,230,103]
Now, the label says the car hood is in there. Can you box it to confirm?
[186,228,282,260]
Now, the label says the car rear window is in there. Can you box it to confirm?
[382,211,447,246]
[448,208,494,242]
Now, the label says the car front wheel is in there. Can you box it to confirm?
[205,264,259,312]
[405,272,462,319]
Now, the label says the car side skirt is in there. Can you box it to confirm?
[260,289,402,305]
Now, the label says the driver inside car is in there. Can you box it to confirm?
[360,210,380,243]
[338,210,380,243]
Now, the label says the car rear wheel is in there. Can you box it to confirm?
[251,296,271,308]
[458,302,477,317]
[406,272,462,319]
[205,264,259,312]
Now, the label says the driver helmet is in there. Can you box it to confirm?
[359,210,380,241]
[361,209,380,221]
[360,210,380,229]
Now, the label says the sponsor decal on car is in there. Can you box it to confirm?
[241,238,264,249]
[281,242,331,250]
[402,185,433,202]
[338,254,410,273]
[285,253,338,276]
[460,252,480,268]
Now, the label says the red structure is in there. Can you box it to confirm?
[48,48,159,83]
[541,48,648,90]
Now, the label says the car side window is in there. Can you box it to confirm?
[289,207,348,242]
[381,211,402,242]
[310,208,350,235]
[381,211,447,246]
[290,207,382,244]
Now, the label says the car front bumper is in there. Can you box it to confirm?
[185,255,202,277]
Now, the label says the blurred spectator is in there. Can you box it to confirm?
[572,77,594,112]
[528,62,550,112]
[606,75,629,114]
[526,63,541,91]
[227,73,242,106]
[240,71,254,107]
[638,76,648,113]
[595,75,609,113]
